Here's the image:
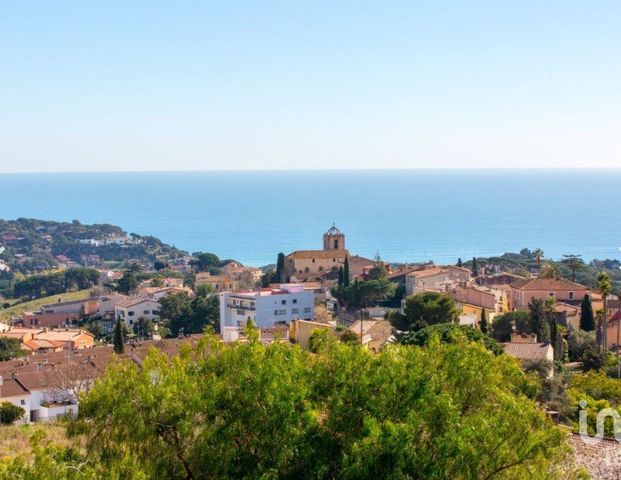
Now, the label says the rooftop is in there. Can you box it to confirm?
[286,249,349,260]
[511,277,589,291]
[502,342,553,361]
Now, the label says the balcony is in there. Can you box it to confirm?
[226,304,256,311]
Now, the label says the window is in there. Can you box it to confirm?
[292,299,297,304]
[291,308,299,314]
[569,292,574,300]
[237,309,245,315]
[312,258,315,263]
[21,400,26,405]
[128,311,135,316]
[334,239,338,249]
[144,310,150,314]
[281,299,287,305]
[303,307,311,313]
[275,309,286,315]
[548,292,555,297]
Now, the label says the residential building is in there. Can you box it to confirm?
[450,284,508,321]
[348,255,379,277]
[387,264,432,290]
[509,278,590,310]
[219,284,315,334]
[405,265,471,296]
[554,302,581,331]
[195,273,238,292]
[114,297,161,327]
[606,311,621,351]
[289,319,336,349]
[138,286,193,301]
[0,327,94,353]
[347,319,393,352]
[0,376,30,423]
[502,333,554,377]
[20,297,101,328]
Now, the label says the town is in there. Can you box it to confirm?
[1,221,620,477]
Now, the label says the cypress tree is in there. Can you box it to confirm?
[580,294,595,332]
[480,308,488,335]
[343,256,350,287]
[113,318,125,354]
[276,253,285,283]
[337,267,344,288]
[472,257,478,277]
[457,258,463,268]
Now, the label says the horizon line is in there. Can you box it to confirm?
[2,166,621,175]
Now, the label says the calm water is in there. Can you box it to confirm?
[0,170,620,267]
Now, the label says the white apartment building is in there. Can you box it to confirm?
[219,284,315,333]
[114,297,161,328]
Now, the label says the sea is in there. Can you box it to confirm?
[0,169,620,267]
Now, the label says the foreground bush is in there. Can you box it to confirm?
[4,335,578,479]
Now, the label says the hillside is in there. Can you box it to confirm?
[0,218,187,276]
[463,248,621,289]
[0,289,92,322]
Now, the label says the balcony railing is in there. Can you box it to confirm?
[226,304,256,310]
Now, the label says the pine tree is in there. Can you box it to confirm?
[580,294,595,332]
[113,318,125,354]
[472,257,478,277]
[457,258,463,268]
[343,256,350,287]
[480,308,488,335]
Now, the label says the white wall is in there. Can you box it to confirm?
[220,287,315,333]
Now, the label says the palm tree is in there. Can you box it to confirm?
[597,272,612,353]
[533,248,544,268]
[539,262,560,280]
[562,254,584,282]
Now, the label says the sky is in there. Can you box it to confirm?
[1,1,620,173]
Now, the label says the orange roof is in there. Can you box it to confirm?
[286,250,348,260]
[511,277,589,291]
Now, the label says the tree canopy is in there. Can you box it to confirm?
[158,289,220,336]
[391,291,458,333]
[399,323,503,355]
[0,337,25,361]
[61,335,575,479]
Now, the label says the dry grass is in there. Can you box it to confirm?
[0,289,93,322]
[0,423,76,459]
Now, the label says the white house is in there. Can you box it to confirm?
[219,284,315,334]
[114,297,161,328]
[0,376,30,424]
[405,265,471,296]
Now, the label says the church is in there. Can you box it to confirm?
[283,225,374,282]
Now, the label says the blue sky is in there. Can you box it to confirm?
[1,1,620,172]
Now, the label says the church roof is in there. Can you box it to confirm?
[286,249,349,260]
[324,224,343,236]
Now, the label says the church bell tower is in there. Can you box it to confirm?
[323,224,345,251]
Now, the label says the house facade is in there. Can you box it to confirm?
[405,265,471,296]
[195,273,238,292]
[114,297,161,327]
[509,278,590,310]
